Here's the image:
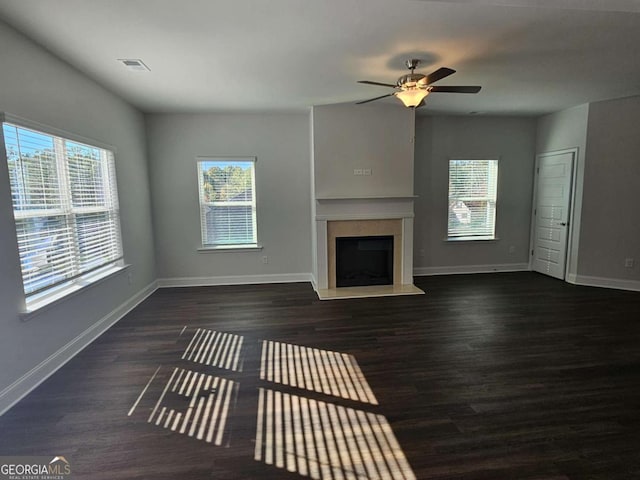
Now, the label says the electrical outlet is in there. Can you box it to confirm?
[419,249,425,257]
[262,256,269,264]
[624,258,634,268]
[509,245,516,254]
[363,168,372,176]
[353,169,363,176]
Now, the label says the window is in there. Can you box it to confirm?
[1,118,123,310]
[447,159,498,240]
[197,157,258,248]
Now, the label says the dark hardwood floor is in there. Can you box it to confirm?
[1,272,640,479]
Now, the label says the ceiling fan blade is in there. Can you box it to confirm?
[424,67,456,85]
[356,93,394,105]
[430,85,482,93]
[357,80,397,88]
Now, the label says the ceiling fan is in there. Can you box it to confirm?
[357,59,481,108]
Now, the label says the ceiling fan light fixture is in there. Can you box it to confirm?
[395,89,429,108]
[357,60,478,108]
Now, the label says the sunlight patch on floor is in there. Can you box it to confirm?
[255,388,416,480]
[147,367,237,445]
[260,340,378,405]
[182,328,244,371]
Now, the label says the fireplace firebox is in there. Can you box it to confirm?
[335,235,394,287]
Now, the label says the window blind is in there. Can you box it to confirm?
[447,159,498,239]
[197,158,257,247]
[2,122,123,297]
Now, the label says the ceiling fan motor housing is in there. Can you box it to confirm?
[397,73,428,90]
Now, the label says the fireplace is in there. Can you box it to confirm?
[325,218,403,289]
[312,197,423,298]
[335,235,394,287]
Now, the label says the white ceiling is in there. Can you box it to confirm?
[0,0,639,115]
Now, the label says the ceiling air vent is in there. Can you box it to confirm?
[118,59,150,71]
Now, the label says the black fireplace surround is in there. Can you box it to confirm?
[335,235,394,287]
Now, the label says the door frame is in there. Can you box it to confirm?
[528,147,579,280]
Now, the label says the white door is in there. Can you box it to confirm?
[532,151,574,280]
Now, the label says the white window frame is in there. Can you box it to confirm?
[1,114,125,314]
[447,159,499,241]
[196,156,260,251]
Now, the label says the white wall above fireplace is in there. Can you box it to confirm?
[311,103,415,199]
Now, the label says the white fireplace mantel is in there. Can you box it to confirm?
[313,196,415,293]
[314,196,415,222]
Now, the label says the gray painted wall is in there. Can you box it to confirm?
[145,113,311,281]
[0,21,155,402]
[535,104,589,278]
[413,115,537,271]
[312,103,414,198]
[579,96,640,281]
[536,104,589,154]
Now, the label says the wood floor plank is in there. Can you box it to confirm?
[0,272,639,479]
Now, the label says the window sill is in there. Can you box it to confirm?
[445,236,499,242]
[21,263,129,321]
[198,244,263,253]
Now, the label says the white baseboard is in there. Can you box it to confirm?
[157,273,313,288]
[413,263,530,276]
[0,281,158,416]
[566,274,640,292]
[310,274,318,292]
